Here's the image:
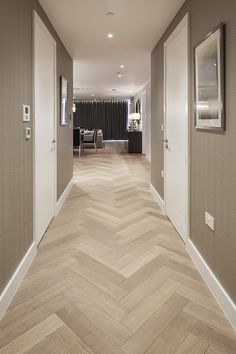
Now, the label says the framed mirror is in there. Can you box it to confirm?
[194,24,225,131]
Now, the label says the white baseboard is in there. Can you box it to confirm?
[0,242,37,320]
[149,183,166,215]
[55,177,74,216]
[145,154,151,162]
[186,239,236,332]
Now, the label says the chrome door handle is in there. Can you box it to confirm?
[50,139,56,151]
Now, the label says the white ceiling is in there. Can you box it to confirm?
[39,0,185,99]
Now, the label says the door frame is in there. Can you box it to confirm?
[33,10,57,245]
[163,13,190,242]
[140,90,147,155]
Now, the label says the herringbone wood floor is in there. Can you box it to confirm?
[0,142,236,354]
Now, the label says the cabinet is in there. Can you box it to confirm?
[127,131,142,153]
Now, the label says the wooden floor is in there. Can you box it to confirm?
[0,142,236,354]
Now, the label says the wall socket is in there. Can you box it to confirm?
[161,170,164,178]
[205,211,215,231]
[25,127,31,140]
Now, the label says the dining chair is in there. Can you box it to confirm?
[81,129,98,155]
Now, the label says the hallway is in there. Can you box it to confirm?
[0,143,236,353]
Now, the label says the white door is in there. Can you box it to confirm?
[164,15,189,242]
[141,93,147,155]
[34,12,56,245]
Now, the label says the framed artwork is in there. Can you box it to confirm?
[60,76,68,126]
[194,24,225,131]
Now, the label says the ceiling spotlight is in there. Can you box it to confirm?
[106,12,115,16]
[120,65,125,69]
[91,93,94,97]
[107,33,114,38]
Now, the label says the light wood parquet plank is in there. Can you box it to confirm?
[174,333,209,354]
[0,314,64,354]
[63,287,132,346]
[68,259,127,301]
[145,311,197,354]
[184,302,236,336]
[122,293,189,354]
[56,302,97,340]
[0,281,70,331]
[120,266,173,311]
[121,279,181,332]
[119,254,169,292]
[64,267,128,321]
[84,328,127,354]
[0,142,235,353]
[73,251,126,285]
[192,321,236,354]
[0,295,67,349]
[118,246,163,277]
[45,325,93,354]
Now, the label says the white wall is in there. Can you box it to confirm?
[133,81,151,161]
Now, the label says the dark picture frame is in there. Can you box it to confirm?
[60,75,68,126]
[194,24,225,131]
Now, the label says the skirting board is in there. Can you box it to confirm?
[186,239,236,332]
[149,183,166,215]
[145,154,151,162]
[55,177,74,216]
[0,242,37,320]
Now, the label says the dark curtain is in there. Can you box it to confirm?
[73,101,128,140]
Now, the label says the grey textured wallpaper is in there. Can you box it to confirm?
[0,0,73,294]
[151,0,236,302]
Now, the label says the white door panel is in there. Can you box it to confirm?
[34,12,56,245]
[164,15,189,242]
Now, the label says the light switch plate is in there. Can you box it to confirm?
[23,105,30,122]
[205,211,214,231]
[25,127,31,140]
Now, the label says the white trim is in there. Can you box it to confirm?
[164,13,190,243]
[145,154,151,162]
[149,183,166,215]
[104,140,128,142]
[55,178,74,216]
[0,243,37,320]
[186,239,236,332]
[33,11,57,245]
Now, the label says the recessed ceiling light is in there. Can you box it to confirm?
[91,93,94,97]
[107,33,114,39]
[120,65,125,69]
[106,12,115,16]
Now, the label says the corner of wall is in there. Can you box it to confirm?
[0,242,37,320]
